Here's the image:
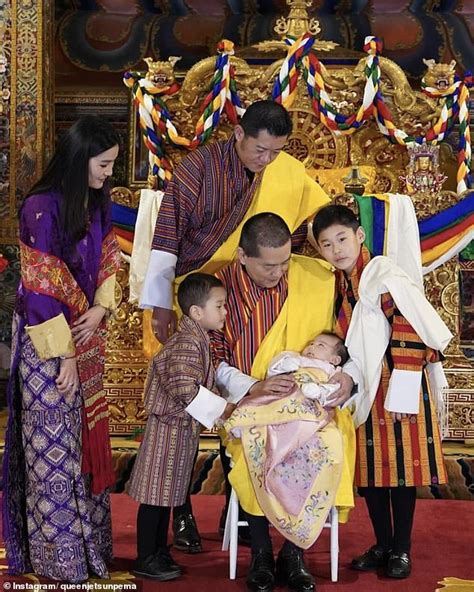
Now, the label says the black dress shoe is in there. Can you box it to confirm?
[161,546,181,571]
[246,549,275,592]
[276,546,315,592]
[351,545,390,571]
[133,549,181,581]
[386,552,412,578]
[173,513,202,553]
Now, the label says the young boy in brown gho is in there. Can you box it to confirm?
[128,272,233,581]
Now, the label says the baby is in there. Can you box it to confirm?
[267,332,349,406]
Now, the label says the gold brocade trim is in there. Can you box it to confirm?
[93,274,117,311]
[310,166,377,196]
[20,241,88,317]
[88,410,110,430]
[85,391,108,414]
[97,231,122,286]
[25,313,75,360]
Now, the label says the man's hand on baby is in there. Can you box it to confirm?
[324,372,353,408]
[248,374,297,398]
[221,403,237,420]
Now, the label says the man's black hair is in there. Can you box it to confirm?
[240,100,292,138]
[239,212,291,258]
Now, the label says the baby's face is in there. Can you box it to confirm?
[302,334,340,364]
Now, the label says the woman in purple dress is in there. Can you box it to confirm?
[2,115,122,582]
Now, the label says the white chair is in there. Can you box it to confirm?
[222,487,339,582]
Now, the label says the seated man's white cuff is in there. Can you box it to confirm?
[384,369,422,414]
[216,362,258,404]
[342,359,360,389]
[139,249,177,309]
[185,385,227,429]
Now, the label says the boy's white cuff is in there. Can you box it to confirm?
[185,385,227,429]
[384,369,422,414]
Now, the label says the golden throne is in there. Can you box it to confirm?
[106,0,473,441]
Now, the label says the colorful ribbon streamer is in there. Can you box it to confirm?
[124,35,471,195]
[124,40,244,188]
[356,192,474,271]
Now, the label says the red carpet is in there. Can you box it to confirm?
[1,494,473,591]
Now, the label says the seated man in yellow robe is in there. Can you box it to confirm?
[211,213,357,592]
[139,100,331,551]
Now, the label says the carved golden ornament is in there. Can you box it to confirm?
[111,186,141,209]
[255,0,338,53]
[286,107,347,169]
[274,0,321,38]
[16,26,37,75]
[113,280,123,309]
[106,391,148,432]
[422,59,456,91]
[342,167,368,196]
[445,371,474,390]
[143,56,181,90]
[441,282,460,316]
[401,143,447,196]
[447,397,474,434]
[350,130,405,194]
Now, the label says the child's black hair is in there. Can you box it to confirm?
[177,273,224,315]
[312,204,360,242]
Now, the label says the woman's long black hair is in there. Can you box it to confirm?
[26,115,120,244]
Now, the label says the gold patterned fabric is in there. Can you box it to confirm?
[225,391,343,549]
[25,313,75,360]
[93,274,117,311]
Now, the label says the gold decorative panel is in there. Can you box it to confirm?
[444,371,474,441]
[0,0,54,245]
[109,13,472,436]
[104,255,150,433]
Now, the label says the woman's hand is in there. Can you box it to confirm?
[72,305,106,346]
[56,357,79,399]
